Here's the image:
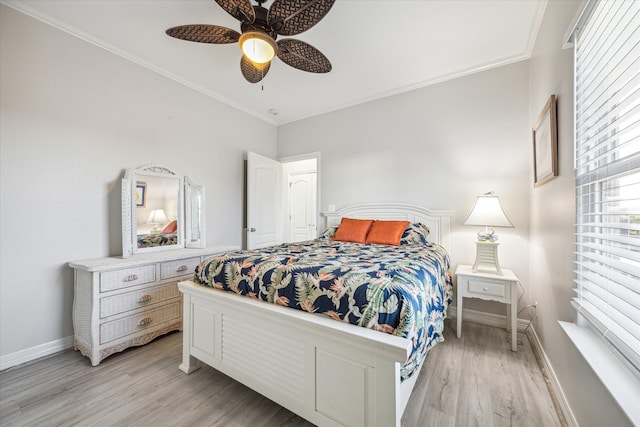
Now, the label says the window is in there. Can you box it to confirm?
[573,0,640,374]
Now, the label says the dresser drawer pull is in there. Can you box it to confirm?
[138,294,153,303]
[138,317,153,326]
[483,287,489,291]
[176,265,188,273]
[122,274,139,282]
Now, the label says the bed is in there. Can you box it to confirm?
[178,203,454,426]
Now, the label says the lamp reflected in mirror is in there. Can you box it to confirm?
[146,209,168,233]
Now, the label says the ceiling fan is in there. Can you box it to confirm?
[166,0,335,83]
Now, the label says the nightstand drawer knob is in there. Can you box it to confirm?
[483,287,488,291]
[176,265,188,273]
[122,274,139,282]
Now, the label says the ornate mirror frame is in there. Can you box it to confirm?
[122,165,205,258]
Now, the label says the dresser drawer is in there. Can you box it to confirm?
[465,278,509,299]
[99,283,180,318]
[100,265,156,292]
[99,300,181,344]
[160,257,200,280]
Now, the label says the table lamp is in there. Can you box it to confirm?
[463,192,513,275]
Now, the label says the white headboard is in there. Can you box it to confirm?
[322,203,454,253]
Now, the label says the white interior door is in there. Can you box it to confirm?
[247,152,282,249]
[289,172,317,242]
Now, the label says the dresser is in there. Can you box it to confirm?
[70,245,238,365]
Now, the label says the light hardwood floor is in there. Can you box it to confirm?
[0,320,561,426]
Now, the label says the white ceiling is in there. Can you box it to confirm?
[3,0,546,125]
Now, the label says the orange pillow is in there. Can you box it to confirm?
[161,220,177,234]
[365,220,411,246]
[332,218,374,244]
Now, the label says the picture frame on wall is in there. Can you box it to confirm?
[532,94,558,187]
[136,182,146,208]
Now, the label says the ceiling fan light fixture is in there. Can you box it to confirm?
[239,31,278,64]
[167,0,335,83]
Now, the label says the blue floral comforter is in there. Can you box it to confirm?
[194,239,453,380]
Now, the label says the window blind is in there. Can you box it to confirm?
[574,0,640,374]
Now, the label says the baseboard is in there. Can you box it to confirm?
[527,325,578,427]
[448,305,530,332]
[0,335,74,371]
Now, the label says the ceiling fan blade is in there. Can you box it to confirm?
[268,0,335,36]
[240,55,271,83]
[277,39,331,73]
[166,25,240,44]
[215,0,255,23]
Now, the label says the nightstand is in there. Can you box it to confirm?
[455,264,519,351]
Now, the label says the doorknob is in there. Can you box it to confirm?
[250,227,256,232]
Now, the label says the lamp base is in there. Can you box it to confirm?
[472,241,503,275]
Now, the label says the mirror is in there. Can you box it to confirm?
[121,165,205,258]
[185,176,205,248]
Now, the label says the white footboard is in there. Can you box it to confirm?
[178,280,416,427]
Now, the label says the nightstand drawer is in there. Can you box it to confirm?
[467,279,507,298]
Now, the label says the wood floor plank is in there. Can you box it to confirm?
[403,320,560,427]
[0,322,561,426]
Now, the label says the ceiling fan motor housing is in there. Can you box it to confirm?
[241,5,278,40]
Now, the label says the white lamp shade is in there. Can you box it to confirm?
[463,195,513,228]
[146,209,168,224]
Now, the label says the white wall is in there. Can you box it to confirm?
[0,5,277,359]
[528,1,632,425]
[278,61,532,315]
